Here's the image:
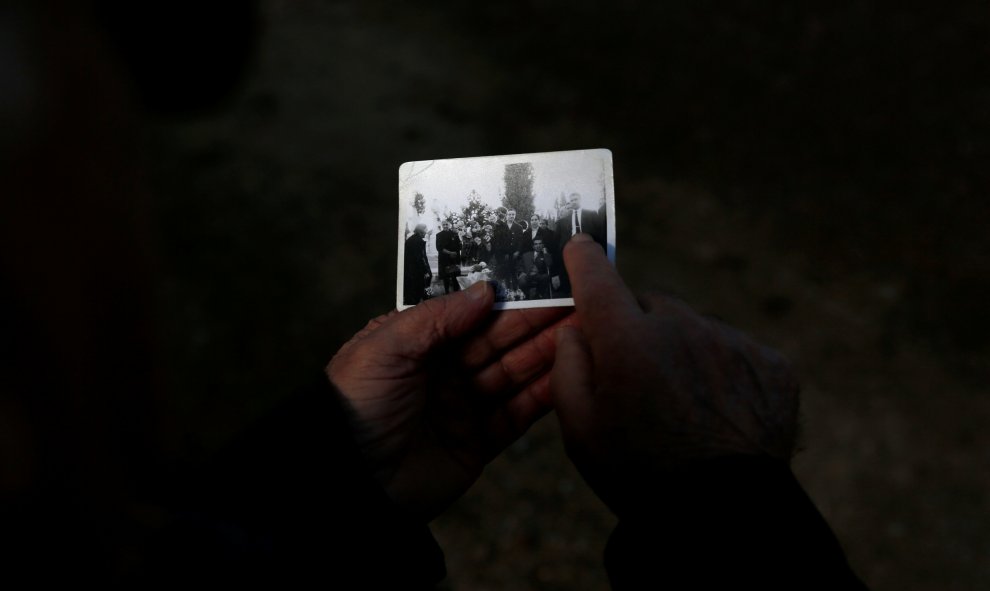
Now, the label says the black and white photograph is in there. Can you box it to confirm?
[397,149,615,310]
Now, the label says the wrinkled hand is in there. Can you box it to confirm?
[327,281,573,520]
[550,234,799,516]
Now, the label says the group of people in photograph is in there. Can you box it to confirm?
[403,192,607,305]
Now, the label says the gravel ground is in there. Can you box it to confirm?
[146,2,990,588]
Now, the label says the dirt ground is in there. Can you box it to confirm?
[145,2,989,589]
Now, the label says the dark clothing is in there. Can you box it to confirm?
[1,375,866,588]
[462,241,474,264]
[555,208,605,250]
[1,376,445,587]
[517,249,554,300]
[172,380,865,589]
[435,229,462,294]
[145,376,446,587]
[464,240,487,265]
[492,221,523,258]
[553,209,606,296]
[520,227,559,289]
[519,226,557,255]
[403,233,432,305]
[492,221,524,289]
[604,455,868,589]
[476,240,494,265]
[435,230,461,275]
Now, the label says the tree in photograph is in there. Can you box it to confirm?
[552,191,569,222]
[502,163,535,221]
[413,191,426,216]
[461,190,494,226]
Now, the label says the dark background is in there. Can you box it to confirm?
[10,1,990,588]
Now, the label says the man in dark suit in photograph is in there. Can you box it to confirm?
[517,237,555,300]
[403,223,432,305]
[435,220,461,294]
[553,193,605,296]
[519,214,557,257]
[493,208,524,292]
[555,192,605,250]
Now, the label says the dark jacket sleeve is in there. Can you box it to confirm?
[149,375,446,588]
[604,455,867,589]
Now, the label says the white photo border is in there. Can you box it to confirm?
[396,148,616,310]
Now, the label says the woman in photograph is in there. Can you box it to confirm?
[465,235,482,265]
[479,232,494,265]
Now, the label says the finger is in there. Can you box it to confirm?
[636,292,690,315]
[470,312,578,397]
[563,234,641,340]
[636,293,662,314]
[383,280,494,359]
[550,325,596,430]
[329,311,399,363]
[523,372,553,408]
[350,310,400,342]
[461,306,572,371]
[482,373,555,458]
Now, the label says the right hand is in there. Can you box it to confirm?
[550,234,799,516]
[328,282,575,520]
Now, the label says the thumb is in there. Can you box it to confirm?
[550,325,596,435]
[390,280,494,358]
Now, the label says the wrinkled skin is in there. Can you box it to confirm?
[327,281,574,520]
[551,234,799,516]
[329,234,799,523]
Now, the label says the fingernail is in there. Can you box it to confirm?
[466,280,489,300]
[570,233,593,243]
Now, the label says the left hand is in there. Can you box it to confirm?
[550,235,799,516]
[327,281,573,520]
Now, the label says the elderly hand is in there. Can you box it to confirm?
[327,281,573,520]
[550,234,799,516]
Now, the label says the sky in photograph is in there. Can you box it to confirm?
[399,150,611,223]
